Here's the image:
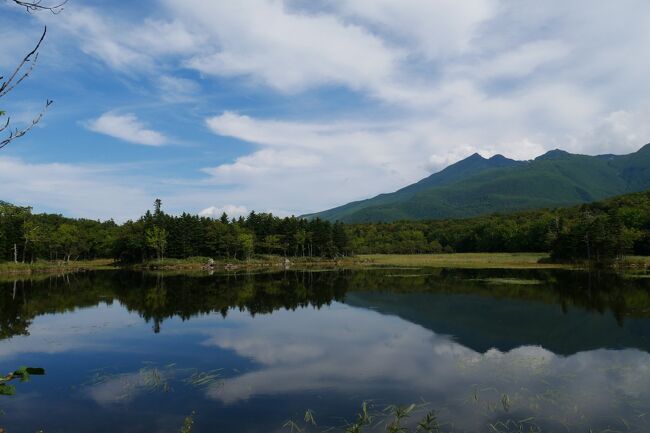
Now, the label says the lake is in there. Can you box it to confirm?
[1,268,650,432]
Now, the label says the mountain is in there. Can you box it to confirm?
[305,143,650,223]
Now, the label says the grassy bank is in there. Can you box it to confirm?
[130,256,364,271]
[358,253,569,269]
[2,253,649,277]
[132,253,568,272]
[0,259,116,276]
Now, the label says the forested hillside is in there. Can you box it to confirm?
[2,189,650,266]
[306,144,650,223]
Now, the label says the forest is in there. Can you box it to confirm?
[1,190,649,266]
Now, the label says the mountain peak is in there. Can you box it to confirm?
[306,143,650,223]
[535,149,571,160]
[635,143,650,153]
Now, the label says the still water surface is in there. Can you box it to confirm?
[1,269,649,432]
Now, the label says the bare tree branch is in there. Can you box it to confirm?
[0,1,62,150]
[10,0,68,14]
[0,99,53,150]
[0,116,10,133]
[0,26,46,98]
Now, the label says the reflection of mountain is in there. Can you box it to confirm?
[344,291,650,355]
[200,305,650,433]
[1,269,650,355]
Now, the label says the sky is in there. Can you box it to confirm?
[1,0,650,221]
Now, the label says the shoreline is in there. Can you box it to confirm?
[1,253,648,278]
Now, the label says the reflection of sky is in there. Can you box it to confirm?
[1,301,649,432]
[198,304,650,432]
[0,303,142,360]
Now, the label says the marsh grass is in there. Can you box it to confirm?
[358,254,570,270]
[183,369,224,389]
[471,278,543,285]
[276,392,643,433]
[133,256,363,271]
[81,363,225,403]
[0,259,115,277]
[283,402,448,433]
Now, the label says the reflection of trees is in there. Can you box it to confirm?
[145,274,168,333]
[0,268,649,341]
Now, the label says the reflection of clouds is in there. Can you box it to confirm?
[87,368,172,405]
[201,304,650,431]
[202,306,471,403]
[87,371,148,405]
[0,305,141,360]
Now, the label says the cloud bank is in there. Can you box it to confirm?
[2,0,649,218]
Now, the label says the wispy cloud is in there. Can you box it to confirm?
[2,0,649,218]
[86,112,168,146]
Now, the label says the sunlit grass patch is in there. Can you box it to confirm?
[473,278,543,285]
[358,253,569,269]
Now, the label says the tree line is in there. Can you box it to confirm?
[1,190,649,265]
[0,199,349,263]
[348,190,650,265]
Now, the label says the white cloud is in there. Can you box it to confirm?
[568,109,650,155]
[42,8,205,72]
[199,205,249,219]
[204,150,320,179]
[46,8,148,71]
[158,75,200,102]
[202,112,438,212]
[0,23,35,69]
[470,40,572,81]
[11,0,650,217]
[0,157,152,220]
[86,112,168,146]
[331,0,496,58]
[169,0,399,94]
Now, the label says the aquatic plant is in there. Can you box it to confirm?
[179,411,195,433]
[0,367,45,396]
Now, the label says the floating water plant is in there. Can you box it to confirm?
[0,367,45,396]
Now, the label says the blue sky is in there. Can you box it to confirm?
[1,0,650,221]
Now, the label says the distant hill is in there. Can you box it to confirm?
[304,143,650,222]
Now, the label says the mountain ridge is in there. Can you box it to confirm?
[304,143,650,223]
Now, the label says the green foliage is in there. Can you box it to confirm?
[308,144,650,223]
[146,226,168,261]
[345,189,650,265]
[2,189,650,267]
[0,383,15,396]
[109,201,351,263]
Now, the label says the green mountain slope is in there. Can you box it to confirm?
[306,143,650,223]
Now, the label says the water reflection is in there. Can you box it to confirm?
[200,307,650,432]
[0,269,649,432]
[2,269,650,353]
